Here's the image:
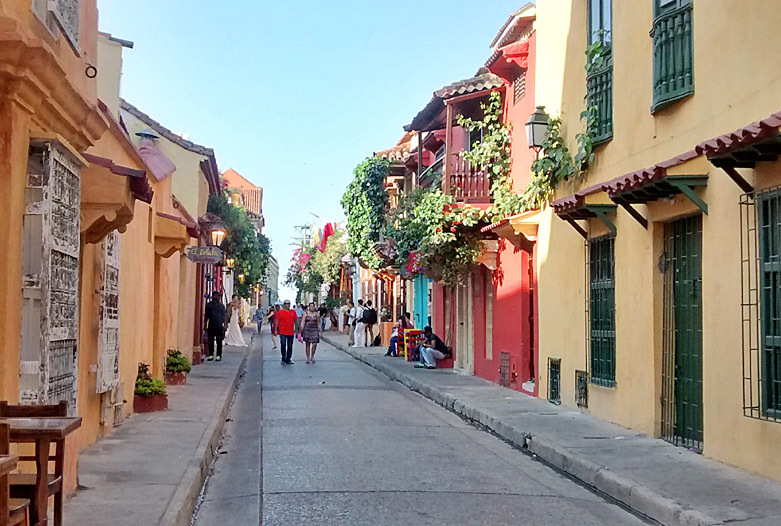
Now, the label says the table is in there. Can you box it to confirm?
[0,417,81,526]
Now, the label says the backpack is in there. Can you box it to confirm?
[362,307,377,324]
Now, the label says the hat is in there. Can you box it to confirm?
[283,299,291,304]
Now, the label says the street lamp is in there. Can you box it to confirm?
[525,106,550,157]
[226,257,235,271]
[238,273,245,284]
[210,227,226,247]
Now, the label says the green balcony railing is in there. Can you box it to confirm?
[586,64,613,144]
[652,4,694,112]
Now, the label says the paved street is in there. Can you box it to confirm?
[193,330,649,525]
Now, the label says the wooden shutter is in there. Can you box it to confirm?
[589,236,616,385]
[97,231,121,393]
[20,141,81,413]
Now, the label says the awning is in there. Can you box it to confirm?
[602,151,709,216]
[481,209,542,252]
[155,212,194,258]
[551,183,618,235]
[695,110,781,193]
[81,153,152,244]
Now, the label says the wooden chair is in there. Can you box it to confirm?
[0,424,29,526]
[0,403,67,526]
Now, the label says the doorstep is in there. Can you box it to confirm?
[324,333,781,526]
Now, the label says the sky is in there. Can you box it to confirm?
[97,0,527,301]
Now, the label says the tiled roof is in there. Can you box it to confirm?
[551,150,701,213]
[489,3,536,48]
[550,182,605,214]
[433,68,503,99]
[602,150,699,196]
[695,110,781,158]
[404,96,445,132]
[374,143,410,162]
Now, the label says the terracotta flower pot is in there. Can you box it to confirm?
[134,394,168,413]
[164,372,187,386]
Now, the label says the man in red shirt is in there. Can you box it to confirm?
[275,300,300,365]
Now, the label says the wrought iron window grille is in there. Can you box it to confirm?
[586,235,617,387]
[548,358,561,404]
[740,187,781,423]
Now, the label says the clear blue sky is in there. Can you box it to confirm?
[98,0,526,300]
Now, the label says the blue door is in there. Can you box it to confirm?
[413,275,429,329]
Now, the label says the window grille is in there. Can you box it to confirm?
[588,236,616,386]
[576,370,589,407]
[740,188,781,422]
[513,72,526,105]
[587,0,613,143]
[499,352,510,388]
[548,358,561,404]
[651,0,694,112]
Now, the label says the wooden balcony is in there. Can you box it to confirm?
[444,156,492,204]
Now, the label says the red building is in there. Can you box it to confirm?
[404,4,539,393]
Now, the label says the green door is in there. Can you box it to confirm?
[663,215,703,449]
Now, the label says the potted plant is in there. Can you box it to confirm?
[164,349,192,385]
[134,362,168,413]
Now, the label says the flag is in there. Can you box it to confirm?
[317,222,335,252]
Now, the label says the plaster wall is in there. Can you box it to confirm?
[534,0,781,480]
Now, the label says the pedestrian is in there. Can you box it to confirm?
[363,300,378,346]
[385,312,412,357]
[302,302,323,364]
[294,303,305,337]
[276,300,299,365]
[415,326,451,369]
[268,304,280,349]
[253,306,263,333]
[225,294,248,347]
[346,300,356,345]
[319,303,328,332]
[204,291,226,362]
[352,299,366,348]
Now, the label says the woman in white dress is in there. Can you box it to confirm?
[224,294,247,347]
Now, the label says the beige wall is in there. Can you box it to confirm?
[535,0,781,481]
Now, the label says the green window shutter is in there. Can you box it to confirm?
[587,0,613,143]
[589,236,616,386]
[651,0,694,112]
[758,191,781,416]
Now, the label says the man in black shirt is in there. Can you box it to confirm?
[204,291,227,362]
[415,326,450,369]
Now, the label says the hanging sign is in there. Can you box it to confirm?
[186,246,223,264]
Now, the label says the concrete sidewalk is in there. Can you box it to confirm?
[64,333,254,526]
[325,332,781,526]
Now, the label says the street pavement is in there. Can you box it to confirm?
[194,329,649,525]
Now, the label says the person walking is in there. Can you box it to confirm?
[253,306,264,333]
[318,303,328,332]
[346,300,356,346]
[364,300,378,346]
[301,302,323,364]
[204,291,227,362]
[225,294,248,347]
[352,299,366,348]
[267,305,279,349]
[294,303,305,338]
[276,300,299,364]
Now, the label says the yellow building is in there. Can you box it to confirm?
[120,100,222,368]
[533,0,781,481]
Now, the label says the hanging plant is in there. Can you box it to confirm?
[340,157,390,269]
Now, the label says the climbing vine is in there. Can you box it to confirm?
[340,157,390,269]
[207,194,271,299]
[386,187,491,286]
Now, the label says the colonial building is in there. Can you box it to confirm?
[534,0,781,481]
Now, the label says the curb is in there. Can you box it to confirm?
[324,336,720,526]
[159,338,253,526]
